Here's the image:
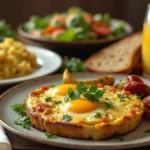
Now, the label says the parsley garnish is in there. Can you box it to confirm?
[55,101,61,104]
[44,131,57,139]
[64,81,106,102]
[45,97,52,102]
[11,103,31,130]
[11,103,26,116]
[62,114,72,122]
[105,101,114,108]
[105,97,110,100]
[126,95,131,100]
[117,93,125,102]
[14,116,31,130]
[94,112,101,118]
[145,129,150,133]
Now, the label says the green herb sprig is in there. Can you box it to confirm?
[45,131,57,139]
[62,114,72,122]
[64,81,106,102]
[11,103,26,116]
[11,103,31,130]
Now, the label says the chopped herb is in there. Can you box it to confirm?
[94,112,101,118]
[126,95,131,100]
[76,81,88,94]
[14,116,31,130]
[105,101,114,108]
[64,81,106,102]
[62,114,72,122]
[116,135,125,141]
[55,101,62,104]
[145,129,150,133]
[48,84,55,88]
[117,93,125,102]
[104,113,109,117]
[44,131,57,139]
[45,97,52,102]
[11,103,26,116]
[105,97,110,100]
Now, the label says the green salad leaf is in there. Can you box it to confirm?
[0,20,18,41]
[66,15,90,32]
[24,13,58,32]
[56,28,76,42]
[111,22,126,36]
[93,13,110,24]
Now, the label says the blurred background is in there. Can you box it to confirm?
[0,0,149,31]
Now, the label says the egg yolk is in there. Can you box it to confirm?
[51,84,76,96]
[64,99,97,113]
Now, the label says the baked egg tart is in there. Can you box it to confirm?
[25,82,144,140]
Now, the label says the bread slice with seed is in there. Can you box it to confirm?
[85,32,142,73]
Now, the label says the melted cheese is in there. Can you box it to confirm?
[26,85,144,126]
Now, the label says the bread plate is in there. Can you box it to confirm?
[0,73,149,149]
[0,46,62,85]
[17,19,133,57]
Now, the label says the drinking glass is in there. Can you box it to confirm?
[142,3,150,78]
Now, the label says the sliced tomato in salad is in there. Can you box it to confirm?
[42,26,63,35]
[92,22,111,36]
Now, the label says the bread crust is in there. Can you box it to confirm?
[85,32,142,73]
[26,107,143,140]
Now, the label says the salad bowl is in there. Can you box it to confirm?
[17,7,133,57]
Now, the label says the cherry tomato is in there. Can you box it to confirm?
[124,81,150,97]
[124,75,143,85]
[92,22,111,36]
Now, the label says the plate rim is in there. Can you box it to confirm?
[0,45,62,85]
[0,73,150,150]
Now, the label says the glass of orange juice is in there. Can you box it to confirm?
[142,3,150,78]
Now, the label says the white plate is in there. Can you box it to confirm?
[0,45,62,85]
[0,73,150,150]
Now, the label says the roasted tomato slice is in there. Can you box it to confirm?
[33,103,51,113]
[92,22,111,36]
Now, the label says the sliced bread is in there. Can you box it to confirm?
[85,32,142,73]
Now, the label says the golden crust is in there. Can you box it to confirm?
[26,107,143,140]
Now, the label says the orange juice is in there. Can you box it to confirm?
[142,23,150,77]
